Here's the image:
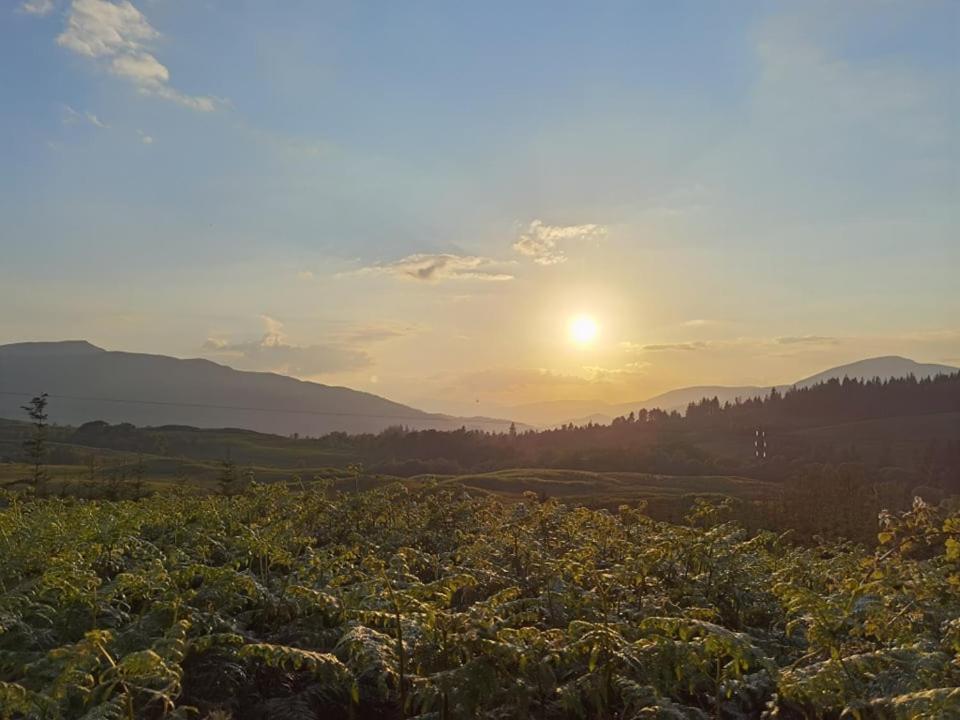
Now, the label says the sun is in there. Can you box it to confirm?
[569,314,599,344]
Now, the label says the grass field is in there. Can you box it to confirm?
[2,415,783,509]
[428,468,778,505]
[3,411,952,514]
[1,455,781,520]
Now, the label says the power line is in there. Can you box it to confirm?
[0,390,510,426]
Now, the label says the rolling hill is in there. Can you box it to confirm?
[0,341,517,435]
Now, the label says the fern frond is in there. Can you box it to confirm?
[238,642,352,684]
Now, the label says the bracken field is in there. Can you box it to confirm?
[1,483,958,720]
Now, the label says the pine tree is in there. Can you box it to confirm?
[218,453,238,495]
[20,393,49,491]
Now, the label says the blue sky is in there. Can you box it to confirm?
[1,0,958,414]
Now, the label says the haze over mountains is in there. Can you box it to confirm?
[0,341,955,435]
[498,356,959,427]
[0,341,516,435]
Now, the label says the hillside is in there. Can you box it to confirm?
[793,355,958,387]
[0,341,517,435]
[553,356,957,426]
[3,344,953,434]
[3,371,956,506]
[559,385,765,427]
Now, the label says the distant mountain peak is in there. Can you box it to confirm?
[793,356,958,388]
[548,355,958,427]
[0,340,105,356]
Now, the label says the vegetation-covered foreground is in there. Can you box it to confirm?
[1,484,958,720]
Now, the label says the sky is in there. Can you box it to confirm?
[1,0,958,417]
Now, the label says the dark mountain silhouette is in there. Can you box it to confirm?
[1,343,955,434]
[0,341,517,435]
[553,356,957,426]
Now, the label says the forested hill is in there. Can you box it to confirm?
[9,370,958,494]
[343,372,960,487]
[683,371,960,427]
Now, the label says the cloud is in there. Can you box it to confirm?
[296,270,315,281]
[582,362,650,381]
[776,335,839,345]
[453,367,592,393]
[86,111,108,128]
[351,223,605,284]
[346,325,415,343]
[55,0,220,111]
[640,342,711,352]
[631,337,833,353]
[62,104,109,128]
[20,0,55,16]
[110,51,167,84]
[202,337,228,350]
[57,0,156,57]
[357,253,513,282]
[513,220,607,265]
[204,315,371,376]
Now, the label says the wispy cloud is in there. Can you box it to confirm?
[19,0,55,16]
[629,336,838,354]
[582,361,650,381]
[451,367,592,393]
[356,253,513,282]
[204,315,370,376]
[346,325,416,343]
[640,342,711,352]
[513,220,607,265]
[85,111,108,128]
[62,104,109,128]
[55,0,221,111]
[776,335,839,345]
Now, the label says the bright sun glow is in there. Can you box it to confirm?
[569,314,599,344]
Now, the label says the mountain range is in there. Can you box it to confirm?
[0,341,955,434]
[0,341,516,435]
[505,356,959,427]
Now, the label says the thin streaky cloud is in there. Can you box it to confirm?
[641,342,711,352]
[776,336,839,345]
[355,253,514,282]
[682,319,719,328]
[62,104,108,128]
[19,0,55,16]
[346,325,417,344]
[85,111,108,128]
